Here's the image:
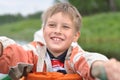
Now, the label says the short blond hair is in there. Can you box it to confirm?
[42,2,82,32]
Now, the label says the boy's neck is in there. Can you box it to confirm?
[47,49,68,58]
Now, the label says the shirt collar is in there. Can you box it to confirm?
[47,49,68,63]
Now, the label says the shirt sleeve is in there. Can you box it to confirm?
[0,36,16,49]
[0,43,38,74]
[69,45,108,80]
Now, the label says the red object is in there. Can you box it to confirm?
[22,72,83,80]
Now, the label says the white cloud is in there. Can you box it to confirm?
[0,0,54,16]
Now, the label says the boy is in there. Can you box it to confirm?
[0,2,111,80]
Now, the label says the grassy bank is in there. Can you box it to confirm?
[0,12,120,59]
[0,19,41,41]
[79,12,120,59]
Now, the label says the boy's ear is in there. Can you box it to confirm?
[73,32,80,42]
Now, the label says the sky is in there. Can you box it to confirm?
[0,0,54,16]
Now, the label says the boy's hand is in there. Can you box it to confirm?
[91,58,120,80]
[104,58,120,80]
[0,42,3,57]
[8,63,33,80]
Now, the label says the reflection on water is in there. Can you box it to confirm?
[16,40,28,45]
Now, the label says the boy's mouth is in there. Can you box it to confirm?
[51,37,64,42]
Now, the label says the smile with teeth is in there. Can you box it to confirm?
[51,37,63,41]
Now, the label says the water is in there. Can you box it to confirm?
[0,74,11,80]
[16,40,28,45]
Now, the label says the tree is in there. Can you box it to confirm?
[108,0,116,11]
[27,12,43,19]
[0,14,24,25]
[69,0,119,16]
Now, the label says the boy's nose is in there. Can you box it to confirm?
[54,26,62,34]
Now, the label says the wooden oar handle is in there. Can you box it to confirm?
[91,66,108,80]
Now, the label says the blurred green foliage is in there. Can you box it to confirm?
[0,19,41,41]
[0,14,24,25]
[69,0,120,15]
[0,12,42,25]
[78,12,120,60]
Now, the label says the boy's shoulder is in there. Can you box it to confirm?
[0,36,16,49]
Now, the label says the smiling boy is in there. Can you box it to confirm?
[0,3,109,80]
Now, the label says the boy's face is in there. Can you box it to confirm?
[43,12,80,55]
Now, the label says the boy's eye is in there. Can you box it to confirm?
[48,23,56,28]
[63,25,70,29]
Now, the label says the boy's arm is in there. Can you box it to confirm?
[0,43,37,74]
[68,43,108,80]
[0,37,38,74]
